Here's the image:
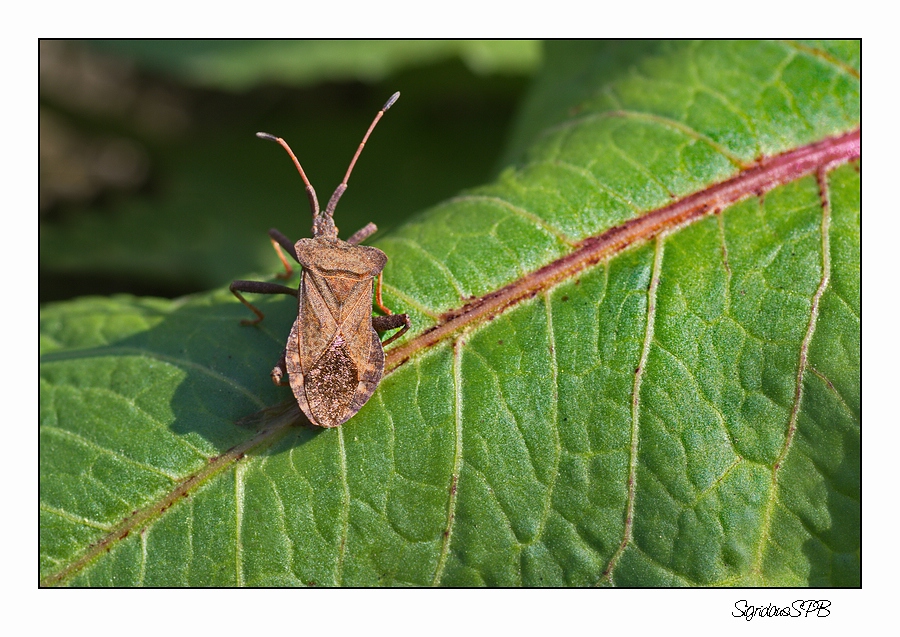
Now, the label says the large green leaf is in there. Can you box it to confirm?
[40,40,860,586]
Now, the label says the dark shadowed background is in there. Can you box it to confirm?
[39,40,541,303]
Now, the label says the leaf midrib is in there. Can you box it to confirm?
[40,403,298,587]
[385,127,861,373]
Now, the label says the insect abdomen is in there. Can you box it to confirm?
[286,316,385,428]
[303,334,359,427]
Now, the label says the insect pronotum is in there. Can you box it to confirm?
[230,92,410,428]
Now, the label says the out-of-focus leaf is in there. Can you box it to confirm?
[40,47,531,299]
[86,40,541,90]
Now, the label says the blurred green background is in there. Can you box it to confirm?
[39,40,541,303]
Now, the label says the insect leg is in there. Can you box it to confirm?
[372,271,410,344]
[346,222,377,246]
[270,351,290,386]
[372,313,410,346]
[230,280,297,325]
[374,271,398,315]
[268,228,299,279]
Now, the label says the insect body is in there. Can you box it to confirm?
[231,92,410,428]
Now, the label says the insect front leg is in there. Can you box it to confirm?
[346,222,377,246]
[229,280,297,325]
[268,228,299,279]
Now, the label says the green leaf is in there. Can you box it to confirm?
[40,40,860,587]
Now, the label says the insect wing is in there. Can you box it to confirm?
[287,240,388,427]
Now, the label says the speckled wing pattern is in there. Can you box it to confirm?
[286,239,388,428]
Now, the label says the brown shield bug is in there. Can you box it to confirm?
[230,92,410,428]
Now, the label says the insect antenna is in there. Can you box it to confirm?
[323,91,400,219]
[256,131,321,227]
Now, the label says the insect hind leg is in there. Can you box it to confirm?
[373,313,410,346]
